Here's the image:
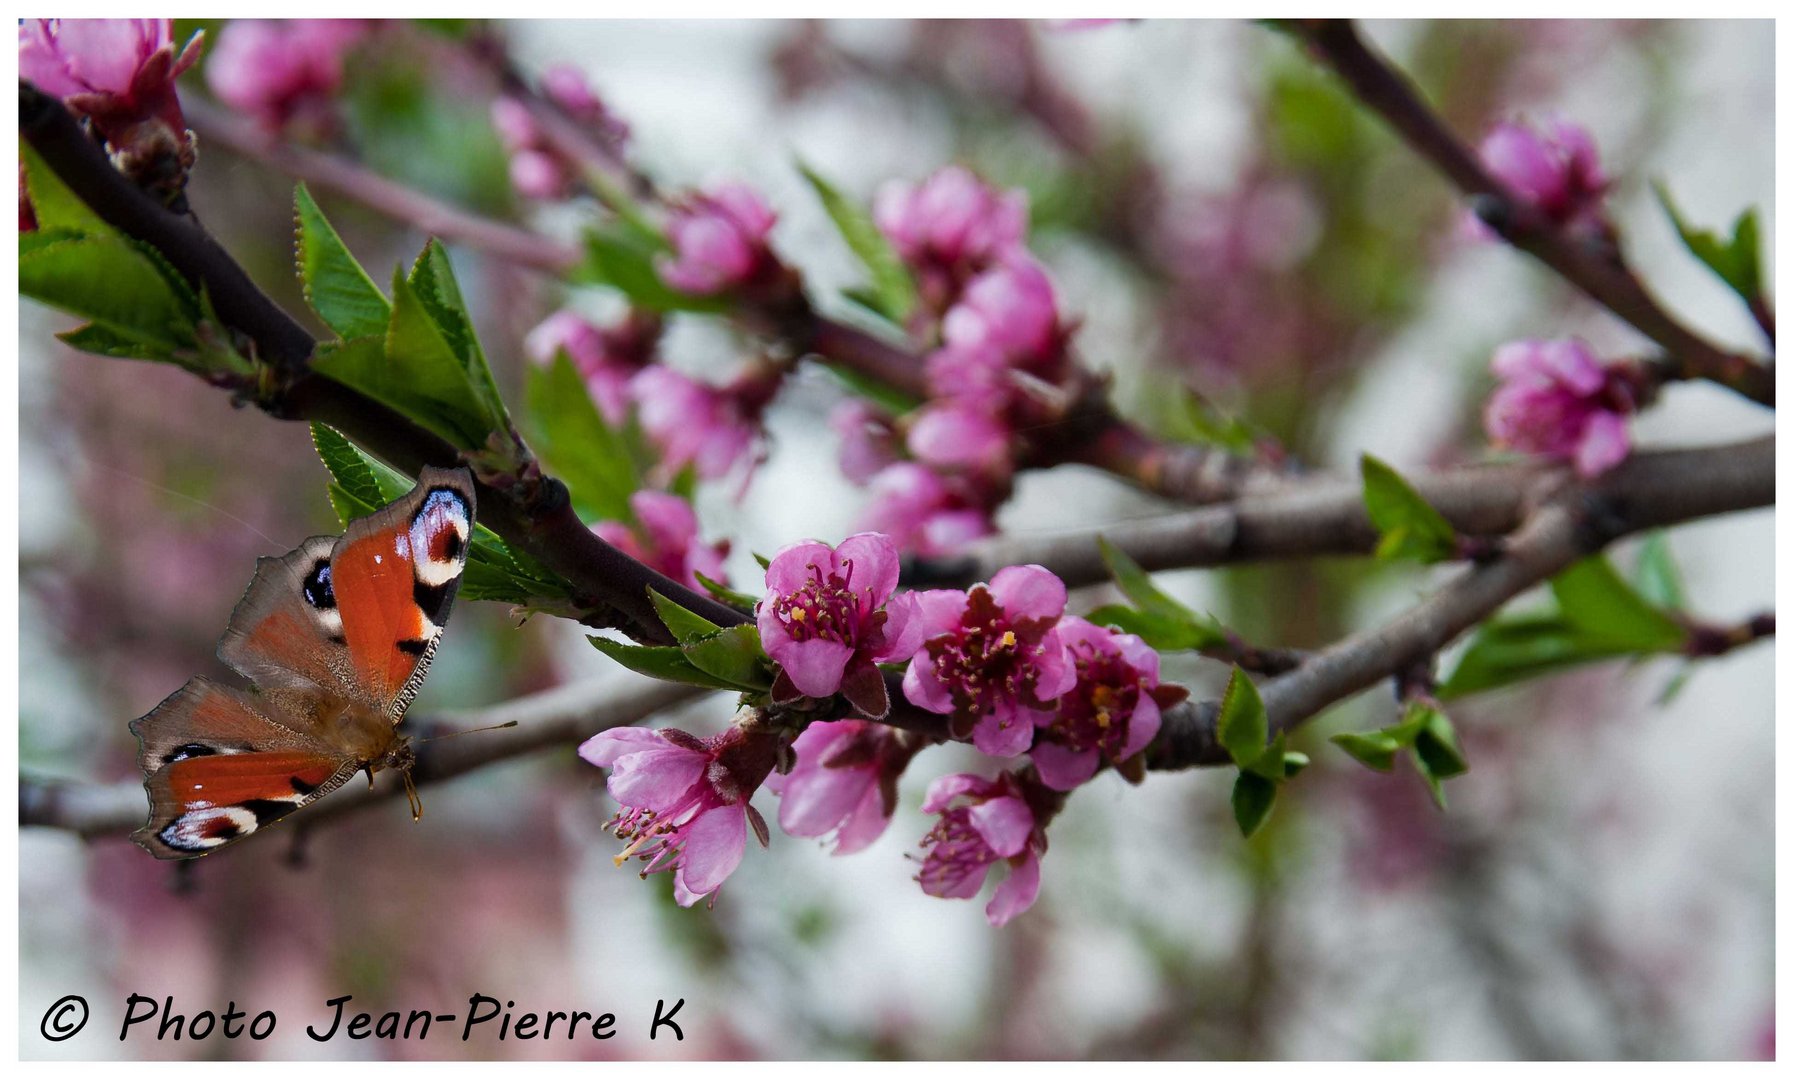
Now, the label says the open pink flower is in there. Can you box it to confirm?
[916,771,1044,927]
[758,533,922,718]
[1483,338,1632,477]
[874,165,1027,273]
[658,183,778,295]
[1477,117,1609,233]
[630,366,758,483]
[580,725,777,907]
[765,720,915,854]
[856,463,994,558]
[1031,617,1184,790]
[902,565,1076,757]
[204,20,365,133]
[592,491,729,592]
[20,19,203,189]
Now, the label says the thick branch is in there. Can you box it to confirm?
[1290,20,1773,406]
[1144,437,1774,769]
[21,83,744,643]
[910,437,1772,589]
[21,677,705,841]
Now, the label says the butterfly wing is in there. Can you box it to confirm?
[130,677,360,859]
[216,466,475,720]
[325,465,475,720]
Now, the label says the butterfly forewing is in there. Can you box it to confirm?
[327,466,474,719]
[130,677,360,859]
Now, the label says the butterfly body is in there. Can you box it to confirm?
[129,466,474,859]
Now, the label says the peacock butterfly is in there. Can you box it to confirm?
[129,466,475,859]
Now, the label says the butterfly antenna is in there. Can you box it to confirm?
[415,719,520,745]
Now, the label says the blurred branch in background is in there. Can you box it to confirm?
[22,677,705,840]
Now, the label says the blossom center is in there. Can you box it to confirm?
[773,559,864,645]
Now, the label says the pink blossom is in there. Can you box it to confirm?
[873,165,1028,273]
[1477,117,1609,231]
[902,565,1076,757]
[942,253,1062,366]
[856,463,994,558]
[1031,618,1183,790]
[829,401,901,484]
[204,20,365,132]
[1483,338,1632,478]
[916,771,1044,926]
[20,19,202,186]
[540,64,630,147]
[629,366,758,482]
[580,725,776,907]
[924,341,1015,412]
[592,491,729,592]
[490,96,541,152]
[764,720,914,854]
[757,533,922,717]
[906,401,1013,478]
[525,309,659,424]
[658,183,779,295]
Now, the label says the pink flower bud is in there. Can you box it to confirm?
[629,366,758,482]
[829,401,901,484]
[205,20,365,132]
[508,149,572,202]
[489,96,541,153]
[856,463,994,558]
[658,183,778,295]
[591,490,729,592]
[942,253,1062,366]
[1483,338,1632,478]
[906,401,1013,478]
[1477,116,1609,232]
[873,165,1028,272]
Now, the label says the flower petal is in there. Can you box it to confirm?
[778,757,876,839]
[1031,741,1100,792]
[967,795,1034,858]
[1573,409,1630,478]
[606,746,708,812]
[986,849,1042,927]
[765,539,836,594]
[676,803,748,897]
[834,532,900,607]
[921,772,991,814]
[989,564,1067,621]
[902,653,955,714]
[778,639,855,699]
[831,782,892,855]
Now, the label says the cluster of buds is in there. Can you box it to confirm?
[204,19,367,137]
[492,65,628,202]
[847,167,1077,557]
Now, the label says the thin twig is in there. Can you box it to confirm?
[1289,20,1773,406]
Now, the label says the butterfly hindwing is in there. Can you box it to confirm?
[217,534,362,703]
[130,677,360,859]
[326,466,475,720]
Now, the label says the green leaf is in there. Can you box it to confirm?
[523,353,640,522]
[1082,604,1218,652]
[21,233,199,357]
[54,322,178,363]
[1330,731,1402,772]
[293,183,391,341]
[1632,532,1685,611]
[574,221,729,313]
[1231,772,1279,838]
[1440,611,1618,698]
[798,160,917,323]
[407,239,510,427]
[20,143,110,236]
[1096,537,1228,650]
[650,588,723,645]
[1244,731,1291,782]
[1411,706,1468,781]
[821,360,924,417]
[1216,667,1269,768]
[681,624,773,692]
[588,635,741,691]
[1361,454,1457,563]
[1281,751,1311,779]
[1654,182,1764,310]
[1550,556,1686,652]
[1169,387,1258,454]
[310,422,394,520]
[694,571,760,613]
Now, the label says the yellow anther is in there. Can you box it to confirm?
[1000,630,1017,648]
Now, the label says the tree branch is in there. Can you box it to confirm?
[21,82,745,644]
[21,677,706,841]
[1145,440,1774,769]
[1288,20,1773,406]
[910,436,1770,589]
